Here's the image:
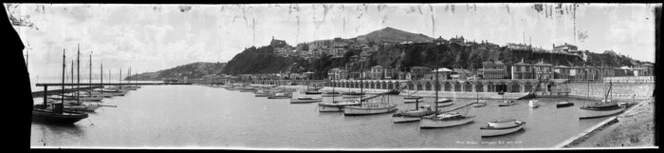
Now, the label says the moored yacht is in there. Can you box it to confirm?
[480,119,526,137]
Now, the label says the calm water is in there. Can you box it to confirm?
[31,85,610,149]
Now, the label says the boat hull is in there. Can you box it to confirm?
[318,105,344,112]
[404,99,424,103]
[321,93,342,97]
[556,102,574,108]
[481,122,526,137]
[32,109,88,124]
[419,116,475,129]
[290,98,323,104]
[472,103,487,107]
[343,104,398,115]
[392,116,421,123]
[437,102,453,107]
[267,96,291,99]
[578,106,626,119]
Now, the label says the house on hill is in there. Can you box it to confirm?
[552,43,578,53]
[481,60,507,79]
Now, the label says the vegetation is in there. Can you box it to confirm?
[127,62,226,80]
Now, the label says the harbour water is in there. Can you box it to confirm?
[31,85,611,149]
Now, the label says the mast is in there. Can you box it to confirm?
[77,44,80,100]
[101,63,103,87]
[61,49,66,110]
[71,60,74,90]
[434,46,439,113]
[89,51,92,94]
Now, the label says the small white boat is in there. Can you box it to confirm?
[267,92,292,99]
[419,112,475,129]
[578,105,626,119]
[343,103,398,115]
[321,92,342,97]
[318,100,361,112]
[480,119,526,137]
[290,97,323,104]
[436,98,452,103]
[528,100,539,108]
[472,100,488,107]
[437,101,453,107]
[498,100,517,107]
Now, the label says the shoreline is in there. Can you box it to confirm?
[558,97,655,148]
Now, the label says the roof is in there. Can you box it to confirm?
[432,68,453,72]
[453,68,472,74]
[514,59,529,65]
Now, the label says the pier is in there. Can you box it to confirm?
[33,82,193,97]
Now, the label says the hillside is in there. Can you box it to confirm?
[220,46,308,75]
[355,27,435,43]
[127,62,226,80]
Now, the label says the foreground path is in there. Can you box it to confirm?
[565,97,655,148]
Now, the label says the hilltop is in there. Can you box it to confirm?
[355,27,434,43]
[127,62,226,80]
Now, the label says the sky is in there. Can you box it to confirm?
[6,3,658,81]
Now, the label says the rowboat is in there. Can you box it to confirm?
[290,97,323,104]
[419,112,475,129]
[556,101,574,108]
[480,119,526,137]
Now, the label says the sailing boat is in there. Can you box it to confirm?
[343,62,398,115]
[59,49,103,112]
[578,81,626,119]
[480,118,527,137]
[392,96,434,123]
[317,82,361,112]
[32,49,89,124]
[472,91,488,107]
[419,50,475,129]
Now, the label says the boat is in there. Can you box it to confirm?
[267,92,292,99]
[556,101,574,108]
[322,91,342,97]
[342,63,397,116]
[419,59,476,128]
[239,87,257,92]
[498,100,517,107]
[318,99,362,112]
[290,97,323,104]
[342,91,364,98]
[528,100,539,108]
[471,91,488,107]
[392,105,434,123]
[419,112,476,128]
[385,89,400,95]
[32,49,88,124]
[472,100,488,107]
[304,90,322,94]
[436,98,454,107]
[403,95,424,103]
[343,100,398,115]
[579,81,627,119]
[254,91,271,97]
[480,118,526,137]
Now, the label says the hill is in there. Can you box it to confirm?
[355,27,435,43]
[127,62,226,80]
[220,46,309,75]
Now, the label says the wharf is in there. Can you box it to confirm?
[318,87,532,100]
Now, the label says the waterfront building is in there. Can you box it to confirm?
[481,60,507,79]
[370,65,384,80]
[597,66,616,79]
[533,60,553,80]
[425,68,452,80]
[328,68,349,80]
[567,66,587,81]
[511,59,534,80]
[553,65,571,79]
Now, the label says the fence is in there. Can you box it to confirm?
[603,76,654,83]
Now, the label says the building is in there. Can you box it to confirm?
[370,65,384,80]
[449,36,465,46]
[568,66,588,81]
[506,43,531,50]
[409,66,432,81]
[270,36,289,48]
[433,36,448,45]
[553,65,571,79]
[383,66,397,80]
[552,43,578,53]
[511,59,534,80]
[632,63,654,76]
[532,60,553,80]
[424,68,452,80]
[482,60,507,79]
[451,68,473,80]
[327,68,349,80]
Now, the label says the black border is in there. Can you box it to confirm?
[4,1,661,152]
